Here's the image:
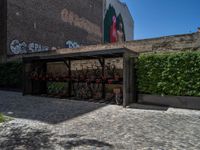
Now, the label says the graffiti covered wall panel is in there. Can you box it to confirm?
[104,0,134,43]
[6,0,133,55]
[7,0,103,55]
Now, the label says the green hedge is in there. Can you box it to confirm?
[137,51,200,97]
[0,62,22,89]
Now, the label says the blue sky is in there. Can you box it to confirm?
[121,0,200,40]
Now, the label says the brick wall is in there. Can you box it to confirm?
[0,0,7,62]
[7,0,103,55]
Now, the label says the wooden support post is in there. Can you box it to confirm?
[99,58,105,99]
[123,52,137,107]
[23,61,32,95]
[63,59,70,69]
[68,60,72,97]
[22,61,26,96]
[44,62,47,94]
[63,59,71,97]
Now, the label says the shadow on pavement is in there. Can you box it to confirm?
[0,126,114,150]
[0,91,106,124]
[0,124,54,150]
[59,139,114,149]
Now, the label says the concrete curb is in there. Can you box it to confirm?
[138,94,200,110]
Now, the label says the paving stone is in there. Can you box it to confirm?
[0,90,200,150]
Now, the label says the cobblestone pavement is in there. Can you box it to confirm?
[0,91,200,150]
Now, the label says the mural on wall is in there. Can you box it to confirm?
[104,0,134,43]
[104,4,126,43]
[7,0,103,55]
[10,40,49,54]
[7,0,132,55]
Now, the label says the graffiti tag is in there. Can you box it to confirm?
[28,42,49,53]
[10,40,27,54]
[10,40,49,54]
[65,40,80,48]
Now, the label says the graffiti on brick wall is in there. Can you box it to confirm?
[65,40,80,48]
[10,40,49,54]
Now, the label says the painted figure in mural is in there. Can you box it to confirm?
[116,14,126,42]
[104,5,126,43]
[117,22,125,43]
[110,16,117,43]
[104,5,116,43]
[110,15,125,43]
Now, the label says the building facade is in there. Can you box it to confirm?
[0,0,7,62]
[0,0,134,62]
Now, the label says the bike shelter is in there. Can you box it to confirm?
[23,48,138,107]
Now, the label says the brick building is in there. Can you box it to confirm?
[0,0,134,63]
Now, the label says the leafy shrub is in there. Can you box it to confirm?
[137,51,200,96]
[0,62,22,89]
[47,82,67,94]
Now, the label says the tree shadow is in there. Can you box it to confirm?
[59,139,113,149]
[59,134,84,139]
[0,124,55,150]
[0,91,106,124]
[0,122,113,150]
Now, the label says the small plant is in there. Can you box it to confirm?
[0,113,5,123]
